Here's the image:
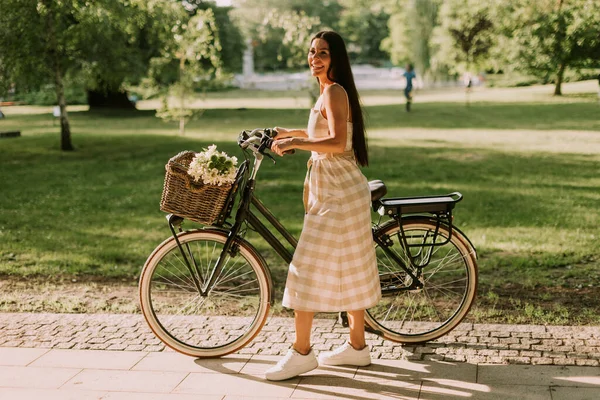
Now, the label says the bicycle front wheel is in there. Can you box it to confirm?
[366,218,477,343]
[139,229,271,357]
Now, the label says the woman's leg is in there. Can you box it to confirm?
[265,309,317,381]
[347,310,366,350]
[293,310,314,355]
[318,309,371,366]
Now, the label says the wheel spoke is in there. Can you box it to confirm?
[369,221,477,343]
[140,232,270,357]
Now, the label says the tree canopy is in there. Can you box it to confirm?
[2,0,599,138]
[381,0,440,80]
[497,0,600,95]
[430,0,495,76]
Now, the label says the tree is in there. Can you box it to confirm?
[381,0,440,79]
[231,0,339,71]
[0,0,181,149]
[257,10,321,69]
[151,8,224,135]
[498,0,600,95]
[430,0,495,77]
[82,1,182,109]
[337,0,390,65]
[183,1,245,73]
[0,0,81,150]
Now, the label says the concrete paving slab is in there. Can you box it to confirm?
[233,354,278,376]
[550,374,600,386]
[132,351,250,373]
[478,364,600,387]
[292,376,421,399]
[223,397,317,400]
[417,382,552,399]
[0,365,81,389]
[0,387,107,400]
[173,372,299,397]
[29,348,148,370]
[242,354,358,378]
[223,397,315,400]
[552,387,600,400]
[101,392,223,400]
[1,316,600,400]
[0,347,49,366]
[354,359,477,382]
[303,365,359,379]
[60,369,187,393]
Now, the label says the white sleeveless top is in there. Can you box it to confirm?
[307,84,353,156]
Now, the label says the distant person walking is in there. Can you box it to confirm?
[403,63,416,112]
[597,73,600,102]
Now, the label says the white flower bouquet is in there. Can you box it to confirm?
[187,145,238,186]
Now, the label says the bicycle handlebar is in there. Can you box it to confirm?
[238,128,295,156]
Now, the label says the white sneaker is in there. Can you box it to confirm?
[265,348,318,381]
[318,342,371,366]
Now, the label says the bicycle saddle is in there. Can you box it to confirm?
[368,180,387,202]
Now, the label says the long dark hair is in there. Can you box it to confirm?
[311,31,369,167]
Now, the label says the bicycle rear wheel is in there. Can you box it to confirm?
[139,230,271,357]
[366,218,477,343]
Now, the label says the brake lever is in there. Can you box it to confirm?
[265,153,276,164]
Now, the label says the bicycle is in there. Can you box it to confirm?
[139,128,478,358]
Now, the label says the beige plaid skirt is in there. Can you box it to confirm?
[282,152,381,312]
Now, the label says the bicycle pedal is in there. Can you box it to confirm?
[338,311,349,327]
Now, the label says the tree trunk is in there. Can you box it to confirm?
[44,0,73,151]
[554,63,566,96]
[178,57,185,135]
[55,69,73,151]
[554,0,566,96]
[87,88,136,110]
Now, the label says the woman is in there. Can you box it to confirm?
[265,31,381,381]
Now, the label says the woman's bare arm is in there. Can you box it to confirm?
[271,85,348,156]
[273,127,308,138]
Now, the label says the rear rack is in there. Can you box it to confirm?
[375,192,463,268]
[376,192,462,217]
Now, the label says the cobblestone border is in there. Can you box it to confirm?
[1,313,598,366]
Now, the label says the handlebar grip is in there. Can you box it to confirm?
[264,137,273,149]
[265,137,295,155]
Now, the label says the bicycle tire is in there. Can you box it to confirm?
[139,229,272,357]
[366,218,477,343]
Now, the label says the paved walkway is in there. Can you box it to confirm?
[1,313,599,399]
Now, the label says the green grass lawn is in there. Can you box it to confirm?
[1,86,599,323]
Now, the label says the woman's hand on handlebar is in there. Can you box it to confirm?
[271,137,295,157]
[272,127,286,138]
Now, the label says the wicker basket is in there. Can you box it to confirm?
[160,151,233,225]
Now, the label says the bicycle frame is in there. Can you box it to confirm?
[142,130,479,351]
[165,145,442,298]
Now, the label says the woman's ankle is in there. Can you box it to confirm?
[348,341,366,351]
[292,344,312,355]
